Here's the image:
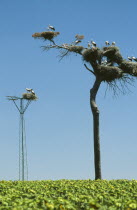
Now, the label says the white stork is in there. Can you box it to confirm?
[88,41,91,48]
[62,43,68,48]
[75,40,81,45]
[91,41,96,47]
[26,88,33,92]
[101,60,107,65]
[105,41,110,46]
[132,56,137,62]
[31,90,35,95]
[128,56,132,61]
[112,42,116,46]
[47,24,55,31]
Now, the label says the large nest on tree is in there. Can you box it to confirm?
[98,65,123,82]
[120,60,137,76]
[67,45,84,53]
[82,48,102,63]
[22,93,38,100]
[32,31,60,41]
[103,46,123,64]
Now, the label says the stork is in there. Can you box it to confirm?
[31,90,35,95]
[88,41,91,48]
[26,88,33,92]
[112,41,116,46]
[105,41,110,46]
[101,60,107,65]
[91,41,96,47]
[132,56,137,62]
[128,56,132,61]
[47,24,55,31]
[75,40,81,45]
[62,43,68,48]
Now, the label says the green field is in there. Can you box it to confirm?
[0,179,137,209]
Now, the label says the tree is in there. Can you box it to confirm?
[32,30,137,180]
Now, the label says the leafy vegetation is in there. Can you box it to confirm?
[0,179,137,209]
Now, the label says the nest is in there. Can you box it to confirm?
[98,65,123,82]
[32,31,60,41]
[22,93,38,100]
[103,46,123,64]
[82,48,102,63]
[75,34,84,40]
[67,46,84,53]
[120,60,137,76]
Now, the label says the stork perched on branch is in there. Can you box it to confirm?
[26,88,35,95]
[75,40,81,45]
[62,43,68,48]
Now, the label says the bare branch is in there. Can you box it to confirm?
[84,64,96,75]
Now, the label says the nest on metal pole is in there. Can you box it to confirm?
[32,31,60,42]
[22,93,38,101]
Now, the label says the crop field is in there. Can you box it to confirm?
[0,179,137,209]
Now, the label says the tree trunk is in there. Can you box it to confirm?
[90,77,102,180]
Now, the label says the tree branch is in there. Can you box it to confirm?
[84,64,96,75]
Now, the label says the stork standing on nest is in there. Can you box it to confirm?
[26,88,35,95]
[26,88,33,92]
[128,56,132,61]
[91,41,97,47]
[31,90,35,95]
[105,41,110,46]
[47,24,55,31]
[112,41,116,46]
[88,41,91,48]
[132,56,137,62]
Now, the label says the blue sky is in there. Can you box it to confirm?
[0,0,137,181]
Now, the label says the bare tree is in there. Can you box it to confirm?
[32,30,137,180]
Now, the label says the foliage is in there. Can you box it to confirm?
[0,179,137,209]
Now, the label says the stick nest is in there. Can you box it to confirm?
[32,31,60,41]
[103,46,123,64]
[22,93,38,100]
[120,60,137,76]
[98,66,123,82]
[82,48,102,63]
[75,34,84,40]
[67,46,84,53]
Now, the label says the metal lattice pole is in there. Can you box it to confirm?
[7,92,37,181]
[20,99,25,181]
